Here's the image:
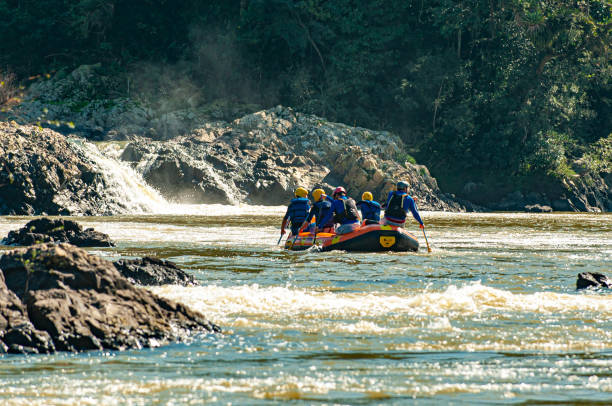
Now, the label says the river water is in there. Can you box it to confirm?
[0,209,611,405]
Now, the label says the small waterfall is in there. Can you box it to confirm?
[69,139,170,214]
[68,139,284,216]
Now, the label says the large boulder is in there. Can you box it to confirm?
[113,257,197,287]
[121,106,471,210]
[0,244,218,353]
[2,218,114,247]
[576,272,611,290]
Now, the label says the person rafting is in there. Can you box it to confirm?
[382,181,424,229]
[300,188,334,233]
[281,187,311,237]
[356,191,381,224]
[318,186,361,234]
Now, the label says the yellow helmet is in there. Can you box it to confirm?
[362,191,373,201]
[312,188,324,202]
[295,187,308,198]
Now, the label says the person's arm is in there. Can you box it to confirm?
[281,207,291,235]
[405,196,424,227]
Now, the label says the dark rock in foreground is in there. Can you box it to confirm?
[0,271,55,354]
[2,218,114,247]
[0,243,218,354]
[113,257,198,287]
[576,272,611,290]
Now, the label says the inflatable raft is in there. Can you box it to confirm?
[284,224,419,252]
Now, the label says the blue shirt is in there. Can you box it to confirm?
[383,191,423,225]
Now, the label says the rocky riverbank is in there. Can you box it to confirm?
[1,110,473,214]
[1,64,610,213]
[120,106,471,210]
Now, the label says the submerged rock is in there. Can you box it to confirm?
[2,218,114,247]
[113,257,198,287]
[524,204,553,213]
[576,272,611,290]
[0,243,218,353]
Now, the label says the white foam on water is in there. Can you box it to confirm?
[152,282,612,323]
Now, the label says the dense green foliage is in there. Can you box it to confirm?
[1,0,610,199]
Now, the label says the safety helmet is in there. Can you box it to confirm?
[362,191,373,201]
[295,187,308,198]
[312,188,325,202]
[333,186,346,197]
[396,181,409,190]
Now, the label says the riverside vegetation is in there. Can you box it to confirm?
[1,1,610,211]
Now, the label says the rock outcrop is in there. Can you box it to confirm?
[0,121,158,215]
[113,257,197,287]
[576,272,611,290]
[0,243,218,354]
[121,107,473,211]
[2,218,114,247]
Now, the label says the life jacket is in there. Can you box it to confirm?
[384,192,407,221]
[357,200,381,222]
[334,197,360,224]
[315,199,334,227]
[287,197,310,229]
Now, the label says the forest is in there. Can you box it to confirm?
[1,0,610,202]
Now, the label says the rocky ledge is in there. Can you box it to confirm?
[120,106,475,211]
[1,107,475,214]
[2,218,114,247]
[0,243,218,354]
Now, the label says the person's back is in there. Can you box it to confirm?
[320,186,361,234]
[357,191,381,223]
[382,181,423,228]
[301,189,334,233]
[281,187,311,237]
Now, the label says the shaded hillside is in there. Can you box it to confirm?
[0,1,610,210]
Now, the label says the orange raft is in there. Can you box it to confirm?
[284,224,419,252]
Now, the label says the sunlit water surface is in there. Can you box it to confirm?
[1,210,611,405]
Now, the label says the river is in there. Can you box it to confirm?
[0,209,611,405]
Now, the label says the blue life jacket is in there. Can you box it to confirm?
[331,197,360,225]
[306,195,334,228]
[285,197,310,234]
[357,200,381,222]
[314,199,334,228]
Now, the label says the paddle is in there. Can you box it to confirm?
[289,229,301,250]
[421,226,432,253]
